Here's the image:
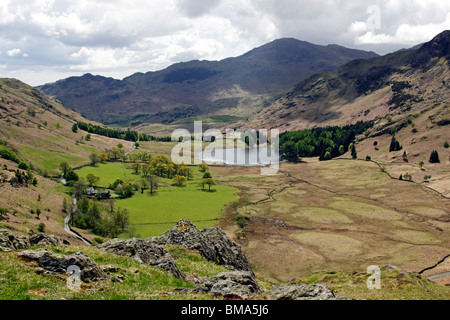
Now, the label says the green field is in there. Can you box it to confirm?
[118,184,237,237]
[77,162,137,187]
[76,162,238,237]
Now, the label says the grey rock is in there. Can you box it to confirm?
[0,229,30,252]
[0,230,69,252]
[193,271,261,298]
[29,233,69,247]
[97,238,185,280]
[18,248,107,281]
[152,220,254,274]
[265,284,338,300]
[382,264,399,270]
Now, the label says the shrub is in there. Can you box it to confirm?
[444,141,449,149]
[429,150,440,163]
[235,214,250,229]
[18,161,29,170]
[37,223,45,233]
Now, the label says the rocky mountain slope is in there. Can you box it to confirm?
[2,220,449,301]
[246,31,449,134]
[37,38,378,126]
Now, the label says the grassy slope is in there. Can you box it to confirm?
[1,242,448,300]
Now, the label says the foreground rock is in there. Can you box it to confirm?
[193,271,261,298]
[153,220,254,274]
[265,284,350,300]
[0,229,30,251]
[18,248,107,281]
[97,238,185,280]
[0,229,69,252]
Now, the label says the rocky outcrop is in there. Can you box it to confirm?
[0,229,69,252]
[97,238,185,280]
[18,249,107,281]
[29,233,70,247]
[193,271,261,298]
[152,220,254,274]
[0,229,30,251]
[265,284,350,300]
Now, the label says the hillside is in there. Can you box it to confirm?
[0,78,135,243]
[37,38,378,128]
[244,31,449,195]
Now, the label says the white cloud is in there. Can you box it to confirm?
[7,48,22,57]
[0,0,449,86]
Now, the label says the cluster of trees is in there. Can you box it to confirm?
[0,139,22,164]
[279,121,373,161]
[59,161,79,185]
[75,121,171,142]
[389,136,403,152]
[72,196,129,238]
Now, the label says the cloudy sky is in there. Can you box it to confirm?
[1,0,449,86]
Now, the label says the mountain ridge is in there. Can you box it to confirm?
[38,38,378,126]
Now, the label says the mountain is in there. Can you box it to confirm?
[38,38,378,127]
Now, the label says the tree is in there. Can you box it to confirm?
[444,141,449,149]
[141,163,151,177]
[147,175,159,194]
[199,162,209,173]
[71,123,78,133]
[323,151,332,161]
[204,178,216,192]
[59,161,70,175]
[389,136,402,152]
[85,133,91,141]
[89,153,100,166]
[172,175,187,187]
[282,141,298,161]
[429,150,440,163]
[350,143,357,159]
[65,169,79,183]
[36,208,41,219]
[140,179,149,194]
[72,180,87,200]
[98,153,108,163]
[113,208,130,231]
[37,223,45,233]
[131,162,141,174]
[86,174,100,187]
[203,171,212,179]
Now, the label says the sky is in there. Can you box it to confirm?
[0,0,449,86]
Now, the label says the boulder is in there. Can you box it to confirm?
[153,220,216,262]
[193,271,261,298]
[97,238,185,280]
[201,227,254,274]
[29,233,70,247]
[18,249,107,281]
[152,220,254,274]
[265,284,339,300]
[0,229,30,252]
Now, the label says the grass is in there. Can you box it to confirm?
[0,245,224,300]
[18,145,86,172]
[119,184,237,237]
[77,162,137,187]
[75,162,239,237]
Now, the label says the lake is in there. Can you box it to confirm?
[196,147,279,167]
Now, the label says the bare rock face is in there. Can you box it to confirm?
[0,229,30,252]
[265,284,343,300]
[193,271,261,298]
[29,233,70,247]
[18,249,107,281]
[0,230,69,252]
[152,220,254,275]
[97,238,185,280]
